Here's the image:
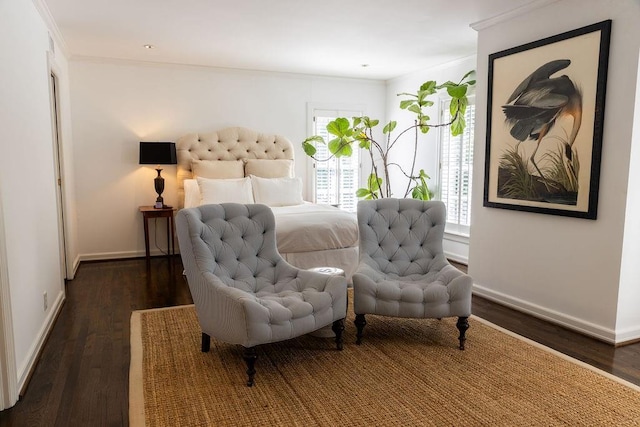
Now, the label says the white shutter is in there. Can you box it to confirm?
[312,109,361,213]
[439,98,475,235]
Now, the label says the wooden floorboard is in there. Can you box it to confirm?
[0,257,638,426]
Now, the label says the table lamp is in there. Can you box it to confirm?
[139,142,177,209]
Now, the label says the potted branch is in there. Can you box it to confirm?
[302,71,475,200]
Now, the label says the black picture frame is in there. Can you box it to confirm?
[483,20,611,219]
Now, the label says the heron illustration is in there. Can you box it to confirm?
[502,59,582,191]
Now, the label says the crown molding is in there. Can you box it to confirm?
[470,0,561,31]
[31,0,69,58]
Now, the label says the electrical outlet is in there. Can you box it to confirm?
[43,291,48,311]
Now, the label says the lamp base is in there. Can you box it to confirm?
[154,203,173,209]
[153,169,171,209]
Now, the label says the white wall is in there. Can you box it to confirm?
[386,56,477,262]
[617,52,640,342]
[469,0,640,343]
[0,0,73,393]
[69,59,386,259]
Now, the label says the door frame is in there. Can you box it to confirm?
[0,184,18,410]
[47,53,70,280]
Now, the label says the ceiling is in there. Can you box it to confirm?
[43,0,539,80]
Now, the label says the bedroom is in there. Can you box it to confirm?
[1,0,640,419]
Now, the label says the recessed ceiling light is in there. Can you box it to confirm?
[143,44,155,49]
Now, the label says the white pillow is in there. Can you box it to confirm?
[197,177,255,205]
[192,160,244,179]
[250,175,304,207]
[183,179,201,208]
[245,159,293,178]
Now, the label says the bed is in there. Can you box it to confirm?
[175,127,358,280]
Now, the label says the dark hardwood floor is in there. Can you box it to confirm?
[1,258,638,426]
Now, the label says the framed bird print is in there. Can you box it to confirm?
[483,20,611,219]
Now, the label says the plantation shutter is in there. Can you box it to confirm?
[313,109,361,213]
[439,98,475,234]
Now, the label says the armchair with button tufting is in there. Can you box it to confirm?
[352,198,472,349]
[176,203,347,386]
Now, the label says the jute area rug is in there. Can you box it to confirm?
[130,302,640,426]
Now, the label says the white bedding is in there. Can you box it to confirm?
[271,204,358,253]
[183,178,357,253]
[176,128,361,282]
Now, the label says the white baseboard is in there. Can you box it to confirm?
[79,249,180,262]
[17,289,65,395]
[445,251,468,265]
[613,325,640,345]
[472,283,619,344]
[70,254,81,279]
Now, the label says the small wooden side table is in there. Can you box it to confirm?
[139,206,176,262]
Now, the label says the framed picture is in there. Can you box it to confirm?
[483,20,611,219]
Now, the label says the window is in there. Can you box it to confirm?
[311,109,361,213]
[439,97,475,235]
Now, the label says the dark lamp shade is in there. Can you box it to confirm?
[139,142,177,165]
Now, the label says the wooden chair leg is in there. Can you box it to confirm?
[456,317,469,350]
[354,314,367,345]
[201,332,211,352]
[243,347,257,387]
[332,319,345,350]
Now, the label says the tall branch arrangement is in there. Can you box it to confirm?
[302,71,475,200]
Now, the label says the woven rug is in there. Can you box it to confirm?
[130,303,640,426]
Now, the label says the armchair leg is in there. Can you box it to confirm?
[202,332,211,352]
[456,317,469,350]
[243,347,257,387]
[332,319,345,350]
[354,314,367,345]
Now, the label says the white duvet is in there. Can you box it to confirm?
[183,179,358,253]
[271,204,358,253]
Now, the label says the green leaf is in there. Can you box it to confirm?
[461,70,475,81]
[327,118,350,137]
[408,104,422,114]
[458,96,468,115]
[356,188,370,198]
[420,81,437,93]
[383,121,397,134]
[302,141,316,156]
[399,99,415,109]
[449,98,459,116]
[451,114,465,136]
[418,169,430,180]
[328,138,353,157]
[369,119,379,127]
[368,173,382,192]
[447,85,467,98]
[420,125,430,134]
[303,135,325,144]
[410,169,432,200]
[358,139,370,150]
[411,186,427,200]
[435,81,456,90]
[352,117,362,127]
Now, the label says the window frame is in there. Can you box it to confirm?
[306,103,364,212]
[437,95,475,238]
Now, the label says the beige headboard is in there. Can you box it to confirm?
[176,127,295,207]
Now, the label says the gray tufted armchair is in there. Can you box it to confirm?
[176,203,347,386]
[352,198,473,349]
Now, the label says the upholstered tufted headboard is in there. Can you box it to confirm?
[176,127,295,208]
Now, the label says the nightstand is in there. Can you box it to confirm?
[139,206,176,263]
